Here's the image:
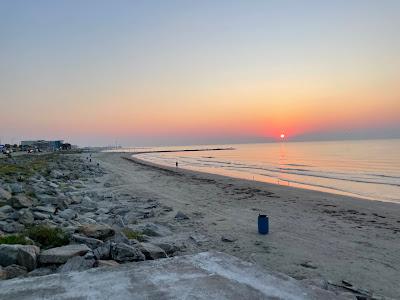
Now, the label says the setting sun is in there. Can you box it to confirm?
[280,134,285,139]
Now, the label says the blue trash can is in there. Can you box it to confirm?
[258,214,269,234]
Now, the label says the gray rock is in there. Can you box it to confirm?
[190,234,209,244]
[52,197,68,210]
[111,243,145,262]
[301,278,329,290]
[49,182,59,189]
[58,256,95,273]
[155,243,179,256]
[128,223,172,237]
[39,244,91,264]
[0,187,12,201]
[0,212,8,221]
[18,209,34,225]
[81,196,97,208]
[93,241,112,260]
[36,194,56,204]
[26,267,55,278]
[10,183,24,194]
[0,205,14,214]
[0,222,24,233]
[17,245,40,271]
[84,251,95,260]
[3,264,27,279]
[10,195,33,209]
[71,234,104,249]
[174,211,189,220]
[77,224,115,240]
[137,243,167,260]
[33,211,49,220]
[221,235,237,243]
[96,260,119,268]
[114,216,125,227]
[59,209,77,220]
[111,231,130,244]
[33,206,55,214]
[96,208,109,215]
[0,244,19,266]
[0,265,7,280]
[70,195,82,204]
[0,245,39,271]
[50,170,64,179]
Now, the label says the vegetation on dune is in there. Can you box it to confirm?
[0,225,70,248]
[0,234,34,245]
[0,155,53,179]
[25,225,69,249]
[122,228,145,241]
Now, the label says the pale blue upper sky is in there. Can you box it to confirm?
[1,1,399,146]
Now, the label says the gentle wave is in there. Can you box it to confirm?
[132,140,400,203]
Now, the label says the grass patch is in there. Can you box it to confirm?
[122,228,145,241]
[0,154,55,179]
[25,225,69,249]
[0,234,33,245]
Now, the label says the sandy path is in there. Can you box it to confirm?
[94,152,400,299]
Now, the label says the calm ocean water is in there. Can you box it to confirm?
[130,139,400,203]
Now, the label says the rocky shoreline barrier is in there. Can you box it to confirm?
[0,153,181,280]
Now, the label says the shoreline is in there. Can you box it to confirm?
[129,151,400,204]
[126,154,400,208]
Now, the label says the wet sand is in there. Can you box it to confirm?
[95,152,400,299]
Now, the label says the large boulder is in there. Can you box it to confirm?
[0,187,11,201]
[32,211,50,220]
[17,245,40,271]
[9,183,23,194]
[128,222,172,237]
[0,222,24,233]
[3,264,27,279]
[0,266,7,280]
[0,205,14,214]
[93,241,112,260]
[81,196,97,209]
[33,206,55,214]
[39,244,90,264]
[58,256,95,273]
[0,212,7,221]
[26,267,55,278]
[155,242,179,256]
[18,209,34,226]
[77,224,115,240]
[136,243,167,260]
[96,260,119,268]
[0,244,19,266]
[111,243,145,262]
[0,244,40,271]
[174,211,189,220]
[58,209,77,220]
[10,195,32,209]
[71,234,104,249]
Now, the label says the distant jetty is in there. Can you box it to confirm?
[131,147,235,156]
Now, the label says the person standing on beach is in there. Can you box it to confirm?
[176,161,178,168]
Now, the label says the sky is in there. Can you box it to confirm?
[0,0,399,146]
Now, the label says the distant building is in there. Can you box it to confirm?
[21,140,64,151]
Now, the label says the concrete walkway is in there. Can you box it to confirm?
[0,252,344,300]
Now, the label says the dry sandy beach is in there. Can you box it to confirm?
[94,152,400,299]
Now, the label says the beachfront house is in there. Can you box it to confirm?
[21,140,64,151]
